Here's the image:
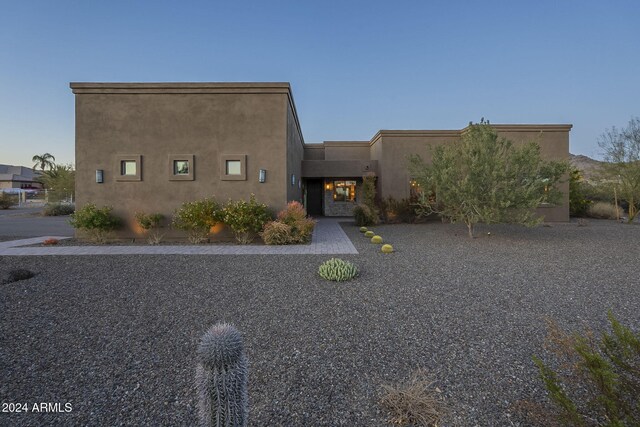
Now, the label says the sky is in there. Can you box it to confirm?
[1,0,639,167]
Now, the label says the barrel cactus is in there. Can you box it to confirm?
[195,323,248,427]
[318,258,358,282]
[381,244,394,253]
[359,227,368,233]
[371,235,383,244]
[364,230,374,238]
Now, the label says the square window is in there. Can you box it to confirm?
[174,160,189,175]
[121,160,137,176]
[168,154,194,181]
[221,155,247,181]
[226,160,242,175]
[116,155,142,181]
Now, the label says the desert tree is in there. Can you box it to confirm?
[597,117,640,223]
[408,120,568,238]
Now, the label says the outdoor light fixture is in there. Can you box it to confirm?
[96,169,104,183]
[291,174,296,186]
[325,182,333,191]
[259,169,266,183]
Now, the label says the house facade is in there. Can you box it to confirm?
[71,82,571,238]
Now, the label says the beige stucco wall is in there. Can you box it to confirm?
[72,83,297,239]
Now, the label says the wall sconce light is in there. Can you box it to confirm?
[298,180,301,189]
[325,182,333,191]
[259,169,266,183]
[291,174,296,186]
[96,169,104,183]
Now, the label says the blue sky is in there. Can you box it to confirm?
[1,0,639,167]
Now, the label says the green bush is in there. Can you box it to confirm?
[69,203,121,243]
[0,192,17,209]
[172,198,221,244]
[43,203,75,216]
[318,258,358,282]
[273,201,316,244]
[354,204,377,226]
[364,230,375,238]
[533,312,640,426]
[359,226,368,233]
[222,194,272,244]
[134,212,164,244]
[261,221,293,245]
[569,168,592,217]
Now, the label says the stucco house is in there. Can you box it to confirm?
[71,82,571,238]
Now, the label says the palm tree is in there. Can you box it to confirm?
[32,153,56,171]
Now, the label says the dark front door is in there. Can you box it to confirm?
[305,179,323,216]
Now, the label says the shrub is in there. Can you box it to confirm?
[43,238,59,245]
[381,244,394,253]
[362,175,380,223]
[222,194,272,244]
[43,203,75,216]
[379,368,446,427]
[172,198,221,244]
[69,203,122,243]
[261,221,293,245]
[277,201,316,242]
[318,258,358,282]
[380,197,419,223]
[195,323,248,427]
[0,192,16,209]
[364,230,374,238]
[359,226,368,233]
[353,203,377,227]
[263,201,316,244]
[532,313,640,426]
[135,212,164,245]
[569,168,591,217]
[587,201,622,219]
[371,235,383,244]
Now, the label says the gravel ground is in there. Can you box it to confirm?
[1,219,639,426]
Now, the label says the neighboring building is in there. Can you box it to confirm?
[71,82,571,239]
[0,164,43,190]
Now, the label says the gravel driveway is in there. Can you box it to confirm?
[1,220,638,426]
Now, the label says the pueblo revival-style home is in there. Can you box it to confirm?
[71,82,571,239]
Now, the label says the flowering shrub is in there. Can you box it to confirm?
[172,198,221,244]
[69,203,122,243]
[221,194,272,244]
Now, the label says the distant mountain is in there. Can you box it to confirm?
[569,154,603,181]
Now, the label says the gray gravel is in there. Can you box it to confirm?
[1,219,639,426]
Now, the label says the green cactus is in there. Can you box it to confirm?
[359,226,368,233]
[195,323,248,427]
[364,230,374,238]
[318,258,358,282]
[371,235,383,244]
[381,244,394,253]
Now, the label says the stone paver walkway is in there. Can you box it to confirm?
[0,218,358,256]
